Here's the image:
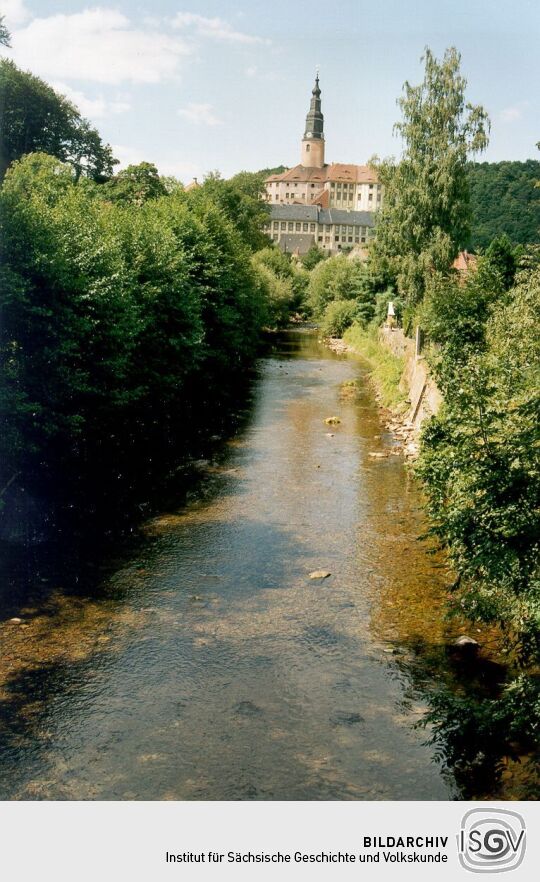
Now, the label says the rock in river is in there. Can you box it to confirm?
[309,570,331,580]
[450,635,480,656]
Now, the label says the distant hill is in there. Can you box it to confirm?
[257,165,288,177]
[467,160,540,250]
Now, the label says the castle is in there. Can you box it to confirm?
[263,76,381,255]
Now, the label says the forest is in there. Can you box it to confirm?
[467,159,540,249]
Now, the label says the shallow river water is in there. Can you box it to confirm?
[0,330,465,800]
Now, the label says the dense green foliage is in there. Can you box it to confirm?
[300,245,327,271]
[413,247,540,790]
[0,153,272,521]
[418,251,540,658]
[467,160,540,249]
[371,47,489,305]
[187,170,270,251]
[252,247,309,326]
[320,299,360,337]
[101,161,168,205]
[308,255,377,325]
[0,60,117,180]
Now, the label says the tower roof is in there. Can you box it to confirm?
[303,73,324,140]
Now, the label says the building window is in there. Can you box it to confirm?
[324,236,330,243]
[318,235,323,241]
[295,223,301,231]
[361,237,366,243]
[310,223,315,231]
[281,222,286,230]
[335,236,339,242]
[348,236,353,242]
[368,194,373,201]
[303,223,308,231]
[288,222,294,231]
[306,144,310,152]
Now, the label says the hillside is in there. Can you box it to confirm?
[467,159,540,249]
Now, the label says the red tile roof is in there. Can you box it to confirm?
[265,163,378,185]
[452,251,478,272]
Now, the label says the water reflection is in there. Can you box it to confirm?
[0,330,535,799]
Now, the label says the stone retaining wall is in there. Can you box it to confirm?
[379,327,441,432]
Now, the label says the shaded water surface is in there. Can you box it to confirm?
[1,331,466,799]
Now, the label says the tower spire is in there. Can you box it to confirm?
[304,72,324,139]
[301,72,325,168]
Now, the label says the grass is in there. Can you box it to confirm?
[343,323,408,411]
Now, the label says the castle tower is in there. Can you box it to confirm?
[301,74,325,168]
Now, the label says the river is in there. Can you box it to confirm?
[0,329,474,799]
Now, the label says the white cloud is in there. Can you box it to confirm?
[178,102,221,126]
[172,12,268,45]
[8,8,192,84]
[500,106,521,123]
[2,0,31,28]
[245,65,258,78]
[499,101,529,124]
[51,81,130,119]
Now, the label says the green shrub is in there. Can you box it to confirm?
[320,299,358,337]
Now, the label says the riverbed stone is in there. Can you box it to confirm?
[324,416,341,425]
[452,635,480,650]
[309,570,331,580]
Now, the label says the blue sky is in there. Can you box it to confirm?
[1,0,539,181]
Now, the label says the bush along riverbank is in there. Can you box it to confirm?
[0,153,306,540]
[412,250,540,796]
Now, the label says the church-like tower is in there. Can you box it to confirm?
[301,74,325,168]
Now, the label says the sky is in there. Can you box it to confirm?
[1,0,539,182]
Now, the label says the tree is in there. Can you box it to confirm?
[417,252,540,658]
[0,59,117,180]
[102,162,168,206]
[371,47,490,305]
[301,244,327,270]
[308,255,376,324]
[186,171,270,251]
[0,152,273,521]
[0,14,11,47]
